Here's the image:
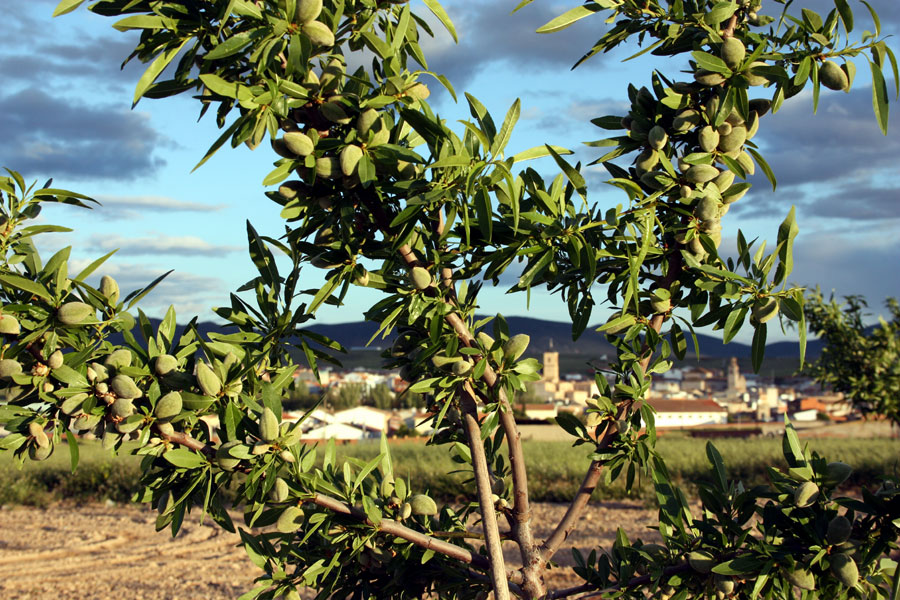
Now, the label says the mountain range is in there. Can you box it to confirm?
[303,316,822,360]
[114,315,821,372]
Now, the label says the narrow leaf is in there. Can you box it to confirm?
[422,0,457,43]
[536,4,601,34]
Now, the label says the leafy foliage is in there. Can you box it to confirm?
[0,0,898,598]
[803,289,900,426]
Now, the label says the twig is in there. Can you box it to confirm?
[155,427,496,571]
[309,493,492,570]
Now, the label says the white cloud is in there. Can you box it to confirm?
[87,234,241,256]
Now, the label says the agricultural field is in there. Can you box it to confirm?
[2,432,897,506]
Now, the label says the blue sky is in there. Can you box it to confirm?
[1,0,898,345]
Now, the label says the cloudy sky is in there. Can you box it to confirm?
[1,1,897,345]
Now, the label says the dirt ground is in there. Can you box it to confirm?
[0,501,663,599]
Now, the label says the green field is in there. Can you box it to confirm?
[2,434,897,506]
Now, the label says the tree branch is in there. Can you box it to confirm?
[309,493,493,570]
[460,387,512,600]
[540,250,683,565]
[360,191,539,583]
[538,422,614,563]
[155,426,495,572]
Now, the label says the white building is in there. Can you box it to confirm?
[302,422,371,441]
[649,398,728,428]
[333,406,391,433]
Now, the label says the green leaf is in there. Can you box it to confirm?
[783,420,806,467]
[713,556,765,575]
[407,377,441,394]
[204,30,258,61]
[0,274,52,301]
[491,98,520,157]
[774,206,798,285]
[705,441,727,492]
[511,145,572,163]
[134,38,190,106]
[834,0,854,32]
[124,270,173,310]
[545,145,587,201]
[722,306,747,344]
[164,448,208,469]
[262,161,293,186]
[52,0,86,17]
[745,147,776,190]
[861,0,881,36]
[422,0,457,43]
[751,322,766,373]
[536,4,602,34]
[51,365,88,387]
[869,59,890,135]
[554,412,587,439]
[66,431,79,472]
[691,50,730,74]
[73,250,117,282]
[705,1,738,26]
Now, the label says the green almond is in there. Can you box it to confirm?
[111,374,142,400]
[503,334,530,362]
[647,125,668,150]
[216,441,241,472]
[283,131,314,157]
[826,515,852,545]
[721,37,746,70]
[196,361,222,397]
[409,493,438,516]
[0,358,23,379]
[271,477,290,503]
[831,554,858,587]
[340,144,363,177]
[698,126,720,153]
[154,354,179,377]
[784,568,815,591]
[794,480,819,507]
[155,391,183,422]
[48,350,64,370]
[111,397,135,418]
[410,267,432,291]
[694,196,719,221]
[276,505,305,533]
[57,302,94,326]
[303,20,335,48]
[0,314,21,335]
[357,108,379,136]
[819,60,849,91]
[296,0,322,24]
[315,157,339,179]
[105,348,133,370]
[100,275,120,304]
[717,125,747,153]
[29,443,53,461]
[259,407,280,442]
[688,550,715,574]
[684,164,720,184]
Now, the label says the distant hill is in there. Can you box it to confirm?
[304,316,822,360]
[113,316,822,369]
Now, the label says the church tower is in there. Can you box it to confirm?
[726,357,746,393]
[543,351,560,383]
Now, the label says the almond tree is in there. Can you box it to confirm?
[803,289,900,427]
[1,0,898,598]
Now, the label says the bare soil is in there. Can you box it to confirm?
[0,501,663,599]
